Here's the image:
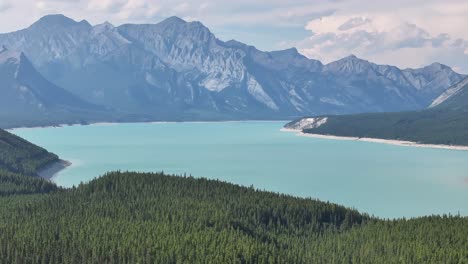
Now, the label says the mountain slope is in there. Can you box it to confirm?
[0,128,59,175]
[0,128,60,195]
[429,77,468,108]
[0,14,464,121]
[286,77,468,146]
[0,47,113,128]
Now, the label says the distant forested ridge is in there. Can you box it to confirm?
[0,128,59,195]
[0,131,466,263]
[0,129,58,175]
[287,77,468,146]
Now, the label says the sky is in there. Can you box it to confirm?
[0,0,467,73]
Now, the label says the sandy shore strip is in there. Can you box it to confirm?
[7,120,291,131]
[37,160,72,180]
[280,128,468,151]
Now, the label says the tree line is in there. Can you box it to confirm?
[0,128,466,263]
[0,171,465,263]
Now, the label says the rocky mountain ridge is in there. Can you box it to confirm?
[0,14,465,123]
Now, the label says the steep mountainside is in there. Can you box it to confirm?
[286,77,468,145]
[429,77,468,108]
[0,14,464,121]
[0,128,59,195]
[0,47,114,128]
[0,128,58,175]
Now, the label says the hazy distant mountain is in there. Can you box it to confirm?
[286,77,468,146]
[0,46,110,128]
[429,77,468,108]
[0,14,465,121]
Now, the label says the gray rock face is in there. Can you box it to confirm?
[430,77,468,110]
[0,47,106,127]
[430,77,468,107]
[284,117,329,131]
[0,15,92,67]
[0,15,465,120]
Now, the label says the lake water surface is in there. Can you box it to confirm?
[13,121,468,218]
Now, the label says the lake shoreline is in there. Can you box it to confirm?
[37,160,72,180]
[281,128,468,151]
[7,120,291,131]
[14,121,468,218]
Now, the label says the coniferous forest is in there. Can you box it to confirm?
[296,78,468,146]
[0,129,59,195]
[0,128,467,263]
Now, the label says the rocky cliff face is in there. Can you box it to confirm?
[430,77,468,108]
[0,15,465,120]
[284,117,329,131]
[0,46,108,128]
[429,77,468,113]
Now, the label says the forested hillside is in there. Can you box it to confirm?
[288,77,468,146]
[0,171,466,263]
[0,131,466,263]
[302,108,468,145]
[0,129,59,175]
[0,128,59,195]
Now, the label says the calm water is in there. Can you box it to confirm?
[12,121,468,219]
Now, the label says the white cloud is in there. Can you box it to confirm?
[0,0,466,72]
[294,1,468,73]
[0,0,335,29]
[338,17,371,31]
[302,15,435,54]
[0,1,11,12]
[87,0,127,12]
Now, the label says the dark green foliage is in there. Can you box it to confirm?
[0,171,466,263]
[0,169,59,196]
[302,108,468,145]
[0,130,466,263]
[0,128,60,195]
[298,78,468,146]
[0,129,58,175]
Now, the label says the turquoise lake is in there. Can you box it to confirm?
[12,121,468,219]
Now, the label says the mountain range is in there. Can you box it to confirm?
[0,14,465,127]
[286,76,468,145]
[0,46,118,128]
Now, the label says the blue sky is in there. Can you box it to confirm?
[0,0,467,73]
